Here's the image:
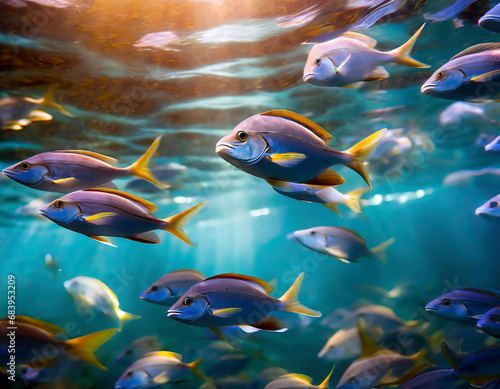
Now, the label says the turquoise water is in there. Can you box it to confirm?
[2,0,500,388]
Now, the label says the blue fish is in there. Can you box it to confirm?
[400,369,474,389]
[167,273,320,334]
[140,269,205,306]
[38,188,207,246]
[485,136,500,152]
[216,110,385,188]
[425,288,500,325]
[421,43,500,102]
[479,3,500,33]
[477,306,500,338]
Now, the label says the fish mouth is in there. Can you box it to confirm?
[425,306,439,313]
[215,142,234,154]
[2,169,16,179]
[303,73,315,82]
[167,309,182,317]
[38,208,49,216]
[420,84,436,94]
[475,208,488,216]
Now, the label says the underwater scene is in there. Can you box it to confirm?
[3,0,500,388]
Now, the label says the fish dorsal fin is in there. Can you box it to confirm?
[462,288,500,300]
[260,110,333,144]
[82,188,158,213]
[342,31,377,48]
[14,316,65,335]
[55,150,117,165]
[283,373,312,384]
[170,269,206,278]
[143,351,182,361]
[451,43,500,60]
[205,273,274,294]
[357,318,394,359]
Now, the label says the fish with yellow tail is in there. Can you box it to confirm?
[0,316,117,370]
[264,368,334,389]
[64,276,140,329]
[167,272,321,340]
[266,178,369,216]
[215,110,385,188]
[303,24,429,88]
[115,351,205,388]
[38,188,207,246]
[2,136,167,193]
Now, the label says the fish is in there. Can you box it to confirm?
[485,135,500,152]
[250,367,289,389]
[444,168,500,187]
[0,316,117,370]
[263,369,333,389]
[302,24,428,88]
[287,226,394,263]
[400,369,474,389]
[0,86,72,131]
[318,327,370,361]
[424,0,478,22]
[167,272,321,335]
[442,341,500,387]
[265,178,369,216]
[114,351,205,388]
[477,306,500,338]
[140,269,206,306]
[479,3,500,33]
[321,304,419,331]
[439,102,496,127]
[425,288,500,325]
[421,43,500,102]
[336,320,432,389]
[205,353,253,379]
[116,336,162,365]
[476,194,500,219]
[64,276,141,329]
[2,137,167,193]
[38,188,207,246]
[215,109,385,188]
[44,253,61,281]
[202,376,250,389]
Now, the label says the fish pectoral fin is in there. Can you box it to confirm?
[151,371,169,385]
[211,307,243,317]
[364,66,389,81]
[50,177,78,185]
[248,316,288,332]
[238,325,261,333]
[470,68,500,82]
[269,153,307,167]
[209,327,238,349]
[87,235,117,247]
[324,246,350,261]
[471,314,484,320]
[340,82,363,89]
[124,232,161,244]
[84,212,119,222]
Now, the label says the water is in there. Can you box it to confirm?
[1,0,500,388]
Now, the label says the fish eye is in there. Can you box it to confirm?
[151,286,158,292]
[55,200,64,209]
[442,298,452,306]
[127,371,133,377]
[315,57,321,66]
[20,162,30,170]
[236,131,248,142]
[310,231,316,235]
[490,314,500,323]
[183,297,193,306]
[490,201,498,208]
[125,350,132,355]
[436,71,443,79]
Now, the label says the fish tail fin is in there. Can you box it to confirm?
[319,367,334,389]
[370,237,395,262]
[40,84,74,117]
[344,188,370,213]
[116,309,141,329]
[128,137,169,189]
[323,203,342,217]
[440,339,464,369]
[65,328,119,370]
[162,201,208,246]
[345,129,386,188]
[389,24,430,68]
[279,273,321,317]
[188,358,206,381]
